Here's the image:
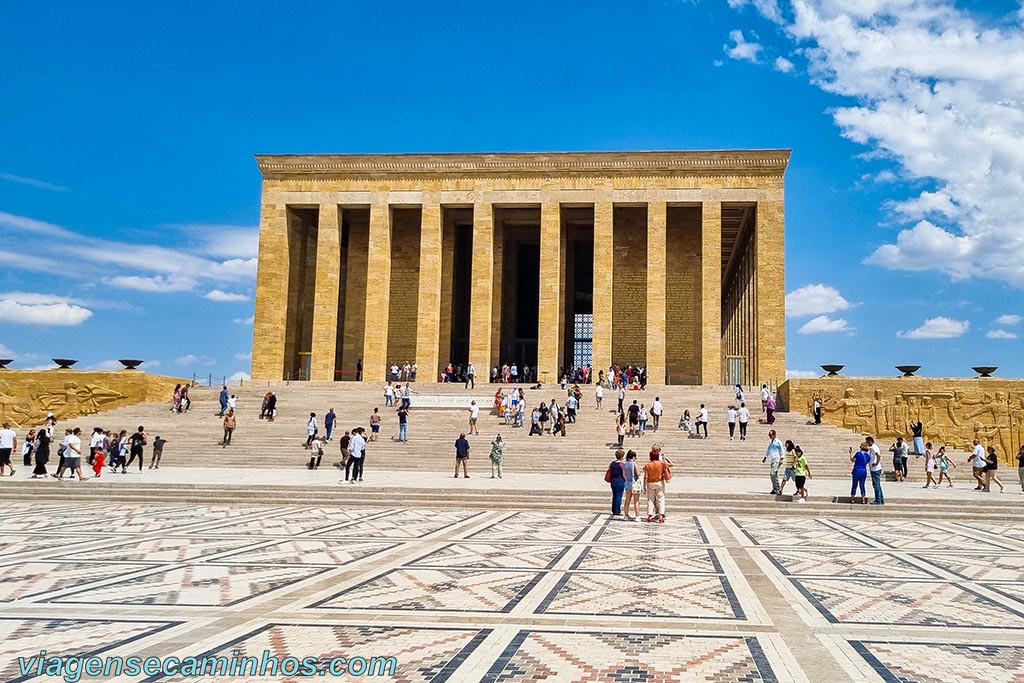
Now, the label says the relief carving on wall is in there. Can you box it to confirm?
[0,379,132,426]
[812,387,1024,456]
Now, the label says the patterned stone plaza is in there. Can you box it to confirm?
[1,501,1022,682]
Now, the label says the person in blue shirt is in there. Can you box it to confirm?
[324,408,336,443]
[848,442,873,504]
[218,386,229,416]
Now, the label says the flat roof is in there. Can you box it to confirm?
[255,149,791,178]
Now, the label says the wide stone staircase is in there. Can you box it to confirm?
[55,382,875,478]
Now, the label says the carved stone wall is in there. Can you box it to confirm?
[779,377,1024,462]
[0,370,189,427]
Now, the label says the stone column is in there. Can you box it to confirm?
[701,200,722,385]
[309,204,341,381]
[537,202,562,383]
[646,201,667,386]
[251,200,289,380]
[468,202,493,376]
[361,201,391,382]
[755,199,786,384]
[416,201,443,382]
[591,201,613,381]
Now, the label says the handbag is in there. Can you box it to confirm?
[604,465,613,483]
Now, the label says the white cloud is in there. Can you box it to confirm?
[774,56,795,72]
[725,29,763,63]
[0,292,93,326]
[728,2,1024,288]
[798,315,853,334]
[786,369,820,379]
[233,316,255,325]
[233,352,252,361]
[986,329,1018,339]
[0,172,69,192]
[175,354,216,367]
[227,371,251,384]
[786,284,852,317]
[995,314,1021,326]
[727,0,782,23]
[0,211,258,295]
[897,316,970,340]
[205,290,250,302]
[103,275,197,293]
[88,360,125,371]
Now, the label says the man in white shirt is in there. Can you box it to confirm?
[737,402,751,440]
[763,429,783,494]
[88,427,105,465]
[466,362,476,389]
[510,363,519,383]
[57,427,86,481]
[727,406,738,440]
[469,400,480,435]
[595,384,604,410]
[306,412,318,449]
[0,422,17,476]
[617,386,626,415]
[760,384,770,413]
[866,436,884,505]
[343,427,366,483]
[969,439,987,490]
[696,404,709,438]
[228,394,237,411]
[651,398,663,431]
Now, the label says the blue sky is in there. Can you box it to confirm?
[2,0,1022,381]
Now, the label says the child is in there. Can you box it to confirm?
[92,448,105,477]
[936,445,955,487]
[923,442,939,488]
[794,445,812,501]
[150,436,167,469]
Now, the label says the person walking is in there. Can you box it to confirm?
[765,394,777,425]
[936,445,956,487]
[595,383,603,410]
[489,434,504,478]
[57,427,87,481]
[849,442,872,504]
[793,446,812,501]
[638,403,648,436]
[615,412,626,448]
[643,451,669,523]
[222,409,236,447]
[126,426,148,472]
[324,408,336,443]
[150,435,167,469]
[22,429,36,468]
[812,395,822,424]
[650,397,663,431]
[923,443,940,488]
[396,405,409,442]
[384,382,395,408]
[866,436,884,505]
[565,392,578,424]
[727,405,737,440]
[454,433,471,478]
[307,436,324,469]
[218,385,229,416]
[779,439,796,495]
[306,412,318,448]
[763,430,783,495]
[695,404,709,439]
[969,439,987,490]
[605,449,627,516]
[469,401,480,435]
[368,408,381,442]
[0,421,17,476]
[343,427,366,483]
[760,384,770,413]
[983,445,1005,493]
[621,450,642,521]
[336,430,351,471]
[88,426,104,466]
[617,385,626,415]
[1017,444,1024,493]
[737,402,750,440]
[890,437,908,482]
[466,362,476,389]
[31,427,51,478]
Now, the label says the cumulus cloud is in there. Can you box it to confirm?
[0,172,69,192]
[774,56,795,72]
[798,315,853,334]
[727,0,782,23]
[725,29,763,62]
[175,354,216,367]
[88,360,125,371]
[897,316,970,339]
[205,290,250,302]
[728,1,1024,288]
[786,369,820,379]
[995,314,1021,326]
[227,371,251,384]
[786,284,853,317]
[0,292,93,326]
[986,329,1018,339]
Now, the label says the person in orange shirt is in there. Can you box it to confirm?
[643,452,670,523]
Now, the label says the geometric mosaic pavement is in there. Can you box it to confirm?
[0,501,1021,682]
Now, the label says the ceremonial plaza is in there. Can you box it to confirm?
[0,151,1022,682]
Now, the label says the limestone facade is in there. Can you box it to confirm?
[780,377,1024,463]
[251,150,790,384]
